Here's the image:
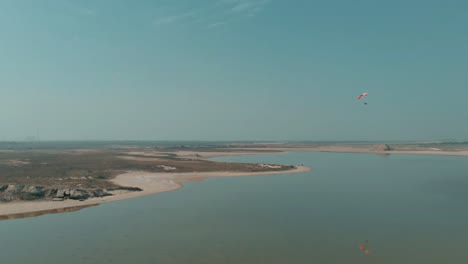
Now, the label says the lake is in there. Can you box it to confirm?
[1,151,467,264]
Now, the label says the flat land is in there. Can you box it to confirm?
[0,147,290,190]
[0,143,305,218]
[1,141,467,219]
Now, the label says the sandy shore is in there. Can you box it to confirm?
[245,146,468,157]
[0,166,310,219]
[3,143,465,220]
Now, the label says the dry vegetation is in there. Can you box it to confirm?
[0,148,293,190]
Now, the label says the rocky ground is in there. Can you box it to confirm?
[0,184,142,202]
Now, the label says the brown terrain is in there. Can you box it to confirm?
[1,141,467,205]
[0,145,294,203]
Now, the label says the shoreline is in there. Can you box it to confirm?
[243,147,468,157]
[0,165,310,220]
[2,143,466,220]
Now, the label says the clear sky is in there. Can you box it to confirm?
[1,0,467,141]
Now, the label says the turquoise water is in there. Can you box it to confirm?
[1,152,468,264]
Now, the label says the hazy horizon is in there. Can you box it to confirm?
[1,139,467,144]
[2,0,467,141]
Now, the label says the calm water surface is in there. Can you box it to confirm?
[1,152,468,264]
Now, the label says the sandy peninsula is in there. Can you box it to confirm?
[2,141,467,220]
[0,165,310,219]
[237,143,468,157]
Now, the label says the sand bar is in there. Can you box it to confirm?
[245,146,468,157]
[0,166,310,219]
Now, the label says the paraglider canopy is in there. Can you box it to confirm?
[357,92,368,100]
[357,92,369,105]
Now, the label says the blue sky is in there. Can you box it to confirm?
[1,0,467,141]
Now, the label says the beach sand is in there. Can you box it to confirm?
[245,146,468,157]
[0,166,311,219]
[2,143,466,220]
